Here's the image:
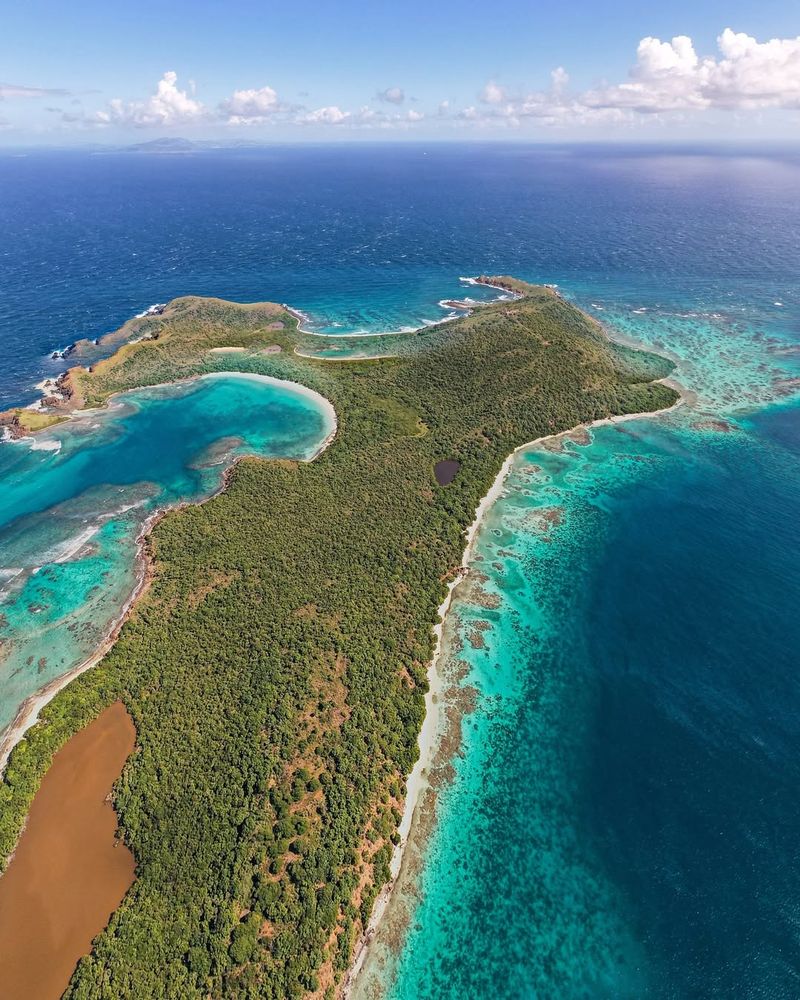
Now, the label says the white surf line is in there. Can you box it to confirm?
[284,299,469,341]
[287,275,531,346]
[0,372,338,777]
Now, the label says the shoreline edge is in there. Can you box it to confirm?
[343,377,686,996]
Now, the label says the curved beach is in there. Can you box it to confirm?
[0,284,681,998]
[0,371,338,774]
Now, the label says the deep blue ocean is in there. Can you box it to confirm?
[2,144,799,997]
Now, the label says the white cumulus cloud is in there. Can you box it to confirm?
[584,29,800,113]
[220,85,279,123]
[94,71,208,127]
[551,67,569,94]
[20,27,800,137]
[464,29,800,128]
[301,105,350,125]
[480,81,506,104]
[86,73,427,131]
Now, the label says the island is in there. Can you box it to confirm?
[0,280,677,998]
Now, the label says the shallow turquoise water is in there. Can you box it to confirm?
[2,146,800,995]
[359,297,800,997]
[0,373,333,735]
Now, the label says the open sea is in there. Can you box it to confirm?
[1,144,799,997]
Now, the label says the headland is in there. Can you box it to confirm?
[0,279,677,998]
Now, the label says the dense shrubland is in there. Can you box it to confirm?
[0,281,677,998]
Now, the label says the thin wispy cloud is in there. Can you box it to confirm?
[0,82,69,100]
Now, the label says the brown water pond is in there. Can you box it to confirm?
[0,701,136,999]
[434,459,460,486]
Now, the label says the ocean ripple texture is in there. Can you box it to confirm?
[2,145,800,999]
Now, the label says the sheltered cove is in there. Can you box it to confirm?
[0,280,678,998]
[0,370,337,773]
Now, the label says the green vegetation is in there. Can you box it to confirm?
[0,408,68,433]
[474,274,548,296]
[0,280,677,998]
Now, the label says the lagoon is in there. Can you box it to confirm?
[0,372,334,748]
[2,145,800,997]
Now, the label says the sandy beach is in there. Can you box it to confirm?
[0,510,154,776]
[344,379,687,997]
[293,346,399,362]
[0,371,338,776]
[1,283,683,997]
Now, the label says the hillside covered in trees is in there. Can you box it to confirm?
[0,281,677,998]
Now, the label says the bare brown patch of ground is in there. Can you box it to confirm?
[0,702,136,1000]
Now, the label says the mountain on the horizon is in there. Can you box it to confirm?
[123,137,200,154]
[121,137,268,154]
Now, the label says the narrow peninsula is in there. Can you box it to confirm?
[0,281,677,998]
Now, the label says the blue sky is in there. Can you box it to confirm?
[1,0,799,143]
